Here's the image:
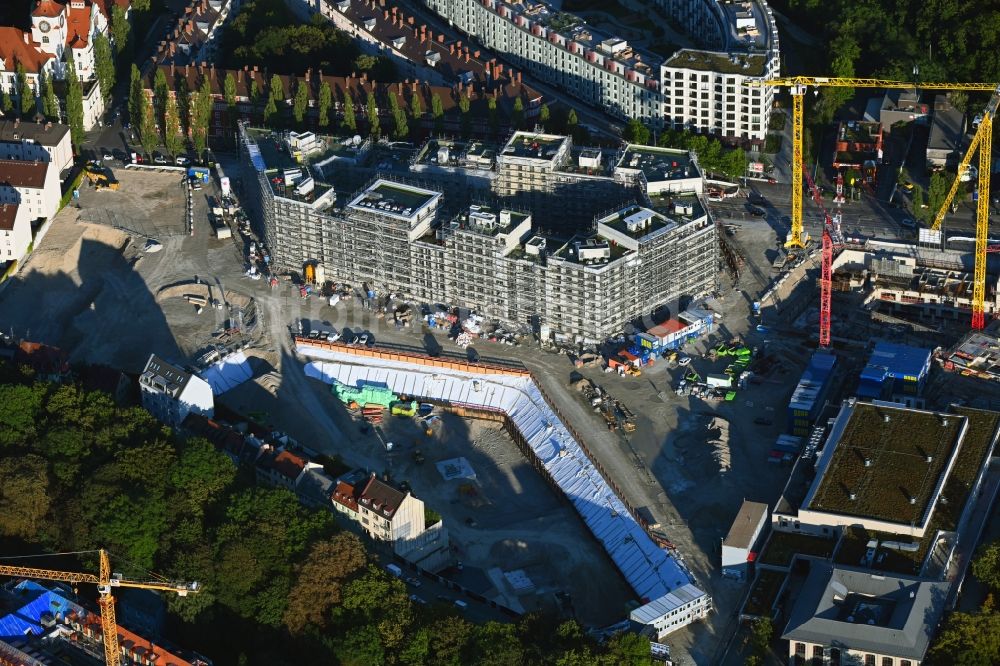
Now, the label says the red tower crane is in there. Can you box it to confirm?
[801,164,841,348]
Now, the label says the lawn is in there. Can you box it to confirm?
[809,403,964,525]
[759,531,836,567]
[935,408,1000,529]
[743,570,786,617]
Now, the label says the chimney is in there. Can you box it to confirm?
[438,34,444,43]
[449,44,455,55]
[253,65,258,72]
[411,80,417,92]
[517,71,522,83]
[408,16,414,25]
[420,24,426,33]
[305,69,311,82]
[383,9,388,18]
[465,52,470,63]
[473,50,480,59]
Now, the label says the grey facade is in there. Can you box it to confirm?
[240,127,718,340]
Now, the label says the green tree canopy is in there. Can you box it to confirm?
[318,81,331,127]
[65,57,85,148]
[94,33,115,105]
[293,78,309,124]
[162,93,183,157]
[342,90,356,132]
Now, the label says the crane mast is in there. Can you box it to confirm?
[0,549,199,666]
[749,76,998,331]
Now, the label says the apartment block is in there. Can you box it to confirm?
[0,120,73,172]
[240,126,717,341]
[420,0,779,141]
[333,470,450,567]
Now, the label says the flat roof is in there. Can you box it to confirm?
[789,351,837,412]
[723,500,768,549]
[454,204,530,237]
[664,48,767,76]
[414,139,497,169]
[500,131,569,161]
[551,234,631,266]
[617,145,697,183]
[806,402,965,525]
[599,205,673,240]
[347,179,441,222]
[867,342,931,380]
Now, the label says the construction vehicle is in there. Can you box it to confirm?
[749,77,995,249]
[0,549,199,666]
[390,400,417,417]
[84,163,120,191]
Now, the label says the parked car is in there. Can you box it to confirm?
[748,193,768,206]
[176,156,190,166]
[326,330,340,342]
[899,181,915,192]
[102,152,113,161]
[405,577,422,587]
[153,154,167,164]
[409,594,427,605]
[900,218,917,229]
[748,205,767,218]
[677,356,692,366]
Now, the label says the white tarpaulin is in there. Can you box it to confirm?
[299,343,706,611]
[201,351,254,394]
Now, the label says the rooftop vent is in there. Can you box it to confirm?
[863,458,872,468]
[908,496,916,505]
[925,455,934,463]
[941,418,949,427]
[883,414,890,423]
[849,492,857,500]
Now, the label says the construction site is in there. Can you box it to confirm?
[4,69,1000,664]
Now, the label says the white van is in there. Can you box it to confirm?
[453,599,468,610]
[386,564,403,578]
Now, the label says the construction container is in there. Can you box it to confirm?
[788,351,837,436]
[773,435,802,454]
[859,342,932,397]
[706,374,732,389]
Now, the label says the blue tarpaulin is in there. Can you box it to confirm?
[0,584,84,639]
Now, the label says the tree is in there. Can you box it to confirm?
[469,622,525,666]
[153,68,169,129]
[65,57,85,149]
[16,64,33,118]
[162,93,183,157]
[487,96,499,136]
[390,95,408,139]
[293,78,309,124]
[0,87,12,115]
[366,89,379,137]
[602,632,650,664]
[342,91,356,132]
[224,71,237,127]
[131,0,150,10]
[973,540,1000,592]
[566,107,578,136]
[318,81,331,127]
[189,79,213,159]
[622,118,651,145]
[0,455,50,539]
[94,33,115,105]
[110,4,130,57]
[128,64,143,128]
[39,72,58,122]
[283,533,367,633]
[139,92,158,157]
[748,617,773,659]
[512,96,524,130]
[431,92,444,133]
[539,103,550,129]
[459,93,471,138]
[410,90,423,120]
[928,607,1000,664]
[927,171,954,221]
[266,74,284,126]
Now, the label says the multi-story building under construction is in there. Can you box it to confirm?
[240,125,719,341]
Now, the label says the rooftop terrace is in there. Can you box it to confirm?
[805,403,965,526]
[551,234,631,266]
[617,145,698,183]
[453,204,531,237]
[664,48,767,76]
[555,146,617,177]
[414,139,497,170]
[599,205,672,240]
[347,179,441,222]
[500,131,569,162]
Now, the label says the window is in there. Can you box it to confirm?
[865,656,875,666]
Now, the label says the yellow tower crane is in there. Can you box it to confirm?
[749,76,999,329]
[0,549,200,666]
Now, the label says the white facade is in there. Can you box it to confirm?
[0,159,61,224]
[139,354,215,427]
[630,583,713,639]
[420,0,779,139]
[0,121,73,172]
[0,204,33,263]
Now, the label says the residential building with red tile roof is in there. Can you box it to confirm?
[255,448,308,490]
[0,0,130,130]
[331,471,450,568]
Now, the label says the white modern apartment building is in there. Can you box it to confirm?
[139,353,215,427]
[421,0,779,141]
